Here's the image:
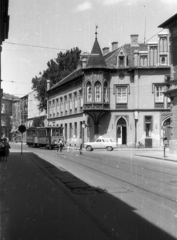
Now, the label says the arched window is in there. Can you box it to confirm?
[161,56,166,64]
[95,81,101,102]
[86,82,92,102]
[104,81,108,103]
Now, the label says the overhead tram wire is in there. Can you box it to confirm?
[4,41,69,51]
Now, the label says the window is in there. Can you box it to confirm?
[149,46,157,66]
[160,55,167,65]
[56,98,59,116]
[53,100,55,116]
[104,82,108,103]
[69,94,72,114]
[86,82,92,102]
[145,116,153,137]
[95,81,101,102]
[117,87,127,103]
[74,122,77,137]
[60,97,63,116]
[79,90,83,111]
[64,96,67,114]
[65,123,67,140]
[49,101,52,118]
[80,121,83,138]
[159,37,168,52]
[74,92,77,112]
[119,56,124,67]
[155,86,164,102]
[140,56,147,66]
[70,123,72,138]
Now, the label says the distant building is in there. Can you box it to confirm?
[47,30,171,148]
[1,93,19,139]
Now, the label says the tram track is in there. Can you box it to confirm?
[32,148,177,206]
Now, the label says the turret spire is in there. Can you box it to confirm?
[95,24,98,39]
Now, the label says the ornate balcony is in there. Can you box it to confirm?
[164,80,177,98]
[83,103,110,110]
[168,80,177,91]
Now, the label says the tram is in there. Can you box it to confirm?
[26,126,64,149]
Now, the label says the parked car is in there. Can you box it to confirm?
[84,137,117,151]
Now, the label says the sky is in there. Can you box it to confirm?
[1,0,177,98]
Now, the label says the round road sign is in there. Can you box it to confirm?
[18,125,26,133]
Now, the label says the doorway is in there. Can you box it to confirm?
[117,117,127,145]
[162,118,171,145]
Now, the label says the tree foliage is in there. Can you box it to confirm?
[32,47,81,111]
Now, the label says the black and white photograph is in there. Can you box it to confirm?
[0,0,177,239]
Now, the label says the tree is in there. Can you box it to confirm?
[32,47,81,111]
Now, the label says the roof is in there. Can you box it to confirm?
[85,38,108,69]
[105,43,148,68]
[48,68,83,92]
[158,13,177,28]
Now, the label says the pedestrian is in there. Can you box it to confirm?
[3,138,11,161]
[56,139,60,153]
[59,139,64,154]
[0,139,5,161]
[79,143,83,155]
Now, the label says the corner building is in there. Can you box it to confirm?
[47,31,171,148]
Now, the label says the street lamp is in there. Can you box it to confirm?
[134,111,139,148]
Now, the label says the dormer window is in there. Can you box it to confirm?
[140,55,147,66]
[149,46,157,66]
[119,56,125,67]
[159,37,168,52]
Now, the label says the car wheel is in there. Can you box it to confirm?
[86,145,92,151]
[106,146,113,151]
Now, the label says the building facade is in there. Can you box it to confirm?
[159,14,177,153]
[47,31,171,148]
[1,96,12,138]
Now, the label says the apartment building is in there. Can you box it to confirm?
[47,30,171,148]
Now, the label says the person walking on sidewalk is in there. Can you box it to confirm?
[58,139,64,154]
[3,138,11,161]
[0,139,5,161]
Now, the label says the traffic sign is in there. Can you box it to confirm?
[18,125,26,133]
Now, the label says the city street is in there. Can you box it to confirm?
[0,143,177,239]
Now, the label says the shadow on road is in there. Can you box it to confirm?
[0,152,176,240]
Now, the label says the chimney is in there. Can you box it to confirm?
[102,47,109,55]
[81,57,87,68]
[80,52,90,68]
[47,79,51,91]
[111,42,118,51]
[77,60,82,69]
[130,34,139,46]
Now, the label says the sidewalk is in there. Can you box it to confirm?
[0,152,110,240]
